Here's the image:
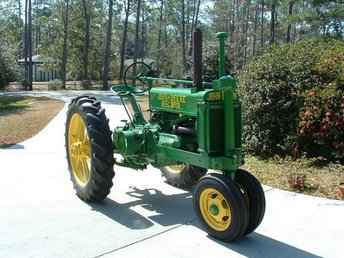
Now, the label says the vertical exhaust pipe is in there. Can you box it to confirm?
[192,28,203,90]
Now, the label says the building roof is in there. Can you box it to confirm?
[18,55,56,64]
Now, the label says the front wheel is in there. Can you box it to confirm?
[160,164,206,189]
[236,169,266,235]
[193,173,249,242]
[65,95,115,202]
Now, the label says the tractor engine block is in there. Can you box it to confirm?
[113,124,161,156]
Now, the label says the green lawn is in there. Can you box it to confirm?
[0,96,31,112]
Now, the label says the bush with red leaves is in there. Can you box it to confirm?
[298,87,344,162]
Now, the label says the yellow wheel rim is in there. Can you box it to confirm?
[68,113,92,187]
[165,164,186,174]
[199,188,232,231]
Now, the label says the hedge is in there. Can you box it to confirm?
[0,53,16,89]
[238,38,344,162]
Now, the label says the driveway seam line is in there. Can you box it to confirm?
[92,219,196,258]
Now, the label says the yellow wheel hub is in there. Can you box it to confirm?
[165,164,186,174]
[199,188,232,231]
[68,113,92,187]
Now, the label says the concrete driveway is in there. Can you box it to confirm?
[0,91,343,258]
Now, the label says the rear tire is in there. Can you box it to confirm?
[236,169,265,235]
[161,164,206,189]
[65,95,115,202]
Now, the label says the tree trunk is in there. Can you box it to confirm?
[17,0,22,60]
[82,0,90,81]
[234,0,239,71]
[164,19,168,49]
[181,0,186,72]
[24,0,28,87]
[270,0,276,45]
[194,0,201,28]
[18,0,22,21]
[185,0,192,50]
[286,1,294,43]
[188,0,201,57]
[189,0,196,56]
[28,0,33,90]
[34,0,40,56]
[260,0,264,49]
[141,2,145,60]
[119,0,131,80]
[61,0,70,89]
[243,0,251,65]
[133,0,142,81]
[253,3,259,55]
[292,16,297,42]
[190,0,196,38]
[36,26,40,55]
[164,0,168,49]
[156,0,164,74]
[102,0,113,90]
[134,0,141,60]
[229,0,235,68]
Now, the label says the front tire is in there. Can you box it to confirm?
[65,95,115,202]
[161,164,206,189]
[193,173,249,242]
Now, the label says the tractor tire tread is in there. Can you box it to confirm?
[236,169,266,235]
[65,95,115,202]
[161,165,207,189]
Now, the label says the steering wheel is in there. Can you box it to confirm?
[123,61,154,94]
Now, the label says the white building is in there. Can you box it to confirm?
[18,55,59,81]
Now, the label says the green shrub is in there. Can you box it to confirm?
[239,38,344,162]
[81,80,92,90]
[21,80,31,90]
[0,52,16,90]
[48,79,63,90]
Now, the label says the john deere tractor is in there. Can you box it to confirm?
[65,29,265,242]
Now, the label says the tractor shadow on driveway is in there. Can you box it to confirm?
[89,186,322,258]
[88,186,194,229]
[210,233,322,258]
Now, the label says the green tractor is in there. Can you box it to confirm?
[65,29,265,242]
